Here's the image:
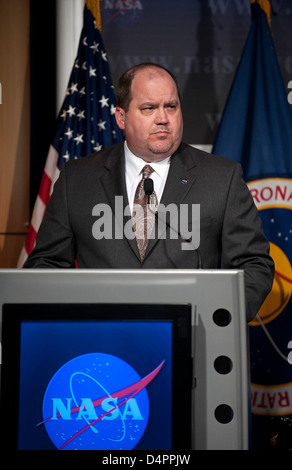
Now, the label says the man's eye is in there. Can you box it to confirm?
[141,107,154,113]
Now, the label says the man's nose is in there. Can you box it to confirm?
[154,107,169,124]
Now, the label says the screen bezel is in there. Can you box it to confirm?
[0,302,192,451]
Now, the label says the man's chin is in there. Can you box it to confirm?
[148,141,173,156]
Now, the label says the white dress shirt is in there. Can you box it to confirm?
[124,141,171,214]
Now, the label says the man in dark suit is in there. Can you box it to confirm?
[24,63,274,322]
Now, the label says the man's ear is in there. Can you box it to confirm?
[115,106,126,130]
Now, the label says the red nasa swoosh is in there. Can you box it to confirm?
[37,360,165,450]
[275,270,292,284]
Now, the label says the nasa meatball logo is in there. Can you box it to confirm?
[39,353,164,450]
[248,178,292,326]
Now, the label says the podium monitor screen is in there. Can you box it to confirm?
[0,303,192,451]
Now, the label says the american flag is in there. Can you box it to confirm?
[18,2,123,267]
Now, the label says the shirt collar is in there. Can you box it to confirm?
[124,141,171,178]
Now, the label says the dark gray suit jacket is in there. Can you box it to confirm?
[24,142,274,321]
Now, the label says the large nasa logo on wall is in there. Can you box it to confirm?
[39,353,164,450]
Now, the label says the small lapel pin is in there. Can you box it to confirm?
[181,178,188,184]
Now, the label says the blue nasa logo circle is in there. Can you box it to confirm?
[42,353,150,450]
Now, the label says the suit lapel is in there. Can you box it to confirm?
[100,145,141,260]
[100,144,125,207]
[160,145,197,207]
[145,144,198,258]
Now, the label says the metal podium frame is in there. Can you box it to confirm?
[0,268,249,450]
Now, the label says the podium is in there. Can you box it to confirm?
[0,269,250,450]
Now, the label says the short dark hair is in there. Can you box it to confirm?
[116,63,181,112]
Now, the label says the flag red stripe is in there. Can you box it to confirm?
[24,223,37,255]
[38,171,53,206]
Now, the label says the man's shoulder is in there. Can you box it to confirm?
[177,142,239,172]
[178,142,237,167]
[63,142,124,174]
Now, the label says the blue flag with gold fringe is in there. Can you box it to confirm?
[213,0,292,449]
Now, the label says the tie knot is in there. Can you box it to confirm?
[142,165,154,179]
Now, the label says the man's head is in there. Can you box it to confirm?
[115,63,183,162]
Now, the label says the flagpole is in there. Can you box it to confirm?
[56,0,84,113]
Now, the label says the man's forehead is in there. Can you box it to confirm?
[133,67,174,84]
[131,68,178,98]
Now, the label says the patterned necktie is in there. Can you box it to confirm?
[133,165,158,261]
